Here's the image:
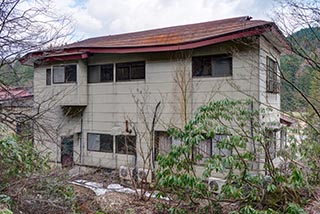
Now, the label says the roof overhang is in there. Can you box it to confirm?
[21,23,287,64]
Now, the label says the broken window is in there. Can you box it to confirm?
[116,61,145,81]
[266,56,280,93]
[87,133,113,153]
[88,64,114,83]
[192,54,232,77]
[53,65,77,84]
[116,135,136,155]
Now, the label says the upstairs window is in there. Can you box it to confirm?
[192,54,232,77]
[88,64,114,83]
[53,65,77,84]
[116,61,145,81]
[87,133,113,153]
[46,68,51,85]
[266,57,280,93]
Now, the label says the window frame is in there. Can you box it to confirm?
[87,133,113,153]
[192,54,233,78]
[265,129,277,159]
[266,56,280,93]
[193,134,232,165]
[88,64,114,83]
[154,131,172,159]
[52,64,77,84]
[116,61,145,81]
[116,135,136,155]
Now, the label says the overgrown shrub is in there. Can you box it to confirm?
[156,99,308,213]
[0,135,48,190]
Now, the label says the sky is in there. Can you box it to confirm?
[51,0,276,41]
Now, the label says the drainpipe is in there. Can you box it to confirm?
[79,112,84,165]
[250,100,257,171]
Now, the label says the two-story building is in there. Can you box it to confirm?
[24,16,285,179]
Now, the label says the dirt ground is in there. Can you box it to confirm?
[71,168,165,214]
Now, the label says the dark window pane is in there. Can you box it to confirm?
[46,68,51,85]
[116,64,130,81]
[53,66,65,83]
[131,62,145,80]
[192,56,211,76]
[192,55,232,77]
[88,65,100,83]
[202,57,212,76]
[101,64,114,82]
[266,57,278,93]
[116,135,136,155]
[100,134,113,152]
[212,56,232,77]
[65,65,77,82]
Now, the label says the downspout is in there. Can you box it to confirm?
[250,100,256,170]
[257,36,262,173]
[79,111,83,165]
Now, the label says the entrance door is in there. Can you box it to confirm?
[61,136,74,167]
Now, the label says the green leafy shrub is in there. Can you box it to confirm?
[156,99,307,213]
[0,135,48,190]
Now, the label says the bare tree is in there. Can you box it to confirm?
[0,0,71,67]
[0,0,72,138]
[272,0,320,118]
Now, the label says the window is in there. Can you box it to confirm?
[266,57,280,93]
[116,61,145,81]
[46,68,51,85]
[280,128,287,150]
[194,139,212,165]
[116,135,136,155]
[193,135,232,165]
[212,134,232,156]
[192,54,232,77]
[53,65,77,84]
[265,130,277,159]
[154,131,172,159]
[88,64,114,83]
[87,133,113,153]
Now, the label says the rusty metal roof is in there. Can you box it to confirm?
[67,16,271,49]
[21,16,286,63]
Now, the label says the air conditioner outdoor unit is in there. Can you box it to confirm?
[119,166,134,180]
[137,168,152,183]
[208,177,225,193]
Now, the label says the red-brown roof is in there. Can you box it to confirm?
[22,16,285,63]
[0,88,33,101]
[67,16,271,48]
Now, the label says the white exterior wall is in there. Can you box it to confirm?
[33,38,280,173]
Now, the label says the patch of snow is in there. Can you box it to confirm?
[71,180,170,200]
[71,180,108,196]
